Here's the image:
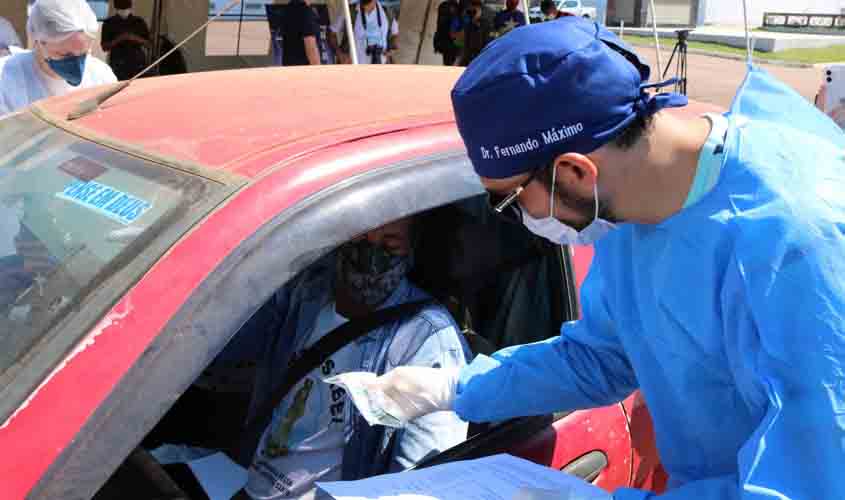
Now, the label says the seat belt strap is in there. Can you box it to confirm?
[235,298,434,467]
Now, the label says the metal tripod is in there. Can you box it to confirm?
[661,29,690,95]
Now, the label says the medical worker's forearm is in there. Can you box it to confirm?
[453,333,637,423]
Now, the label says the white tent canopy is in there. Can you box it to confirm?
[0,0,532,72]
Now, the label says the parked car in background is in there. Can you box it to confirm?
[530,0,597,22]
[0,65,711,499]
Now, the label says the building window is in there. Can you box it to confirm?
[206,0,271,57]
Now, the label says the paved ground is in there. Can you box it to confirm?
[632,46,822,108]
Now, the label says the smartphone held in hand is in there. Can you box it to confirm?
[822,64,845,129]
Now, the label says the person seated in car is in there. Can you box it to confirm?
[234,216,471,499]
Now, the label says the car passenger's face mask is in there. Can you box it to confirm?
[117,9,132,19]
[46,54,87,86]
[520,165,617,246]
[337,239,411,307]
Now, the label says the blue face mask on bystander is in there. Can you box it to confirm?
[46,54,86,86]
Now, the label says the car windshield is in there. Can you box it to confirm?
[563,1,579,8]
[0,113,223,397]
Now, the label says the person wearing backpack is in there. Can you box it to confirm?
[328,0,398,64]
[457,0,492,67]
[434,0,460,66]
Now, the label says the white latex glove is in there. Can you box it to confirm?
[326,366,459,428]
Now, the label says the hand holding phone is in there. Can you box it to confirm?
[821,64,845,129]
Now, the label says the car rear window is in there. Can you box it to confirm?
[0,112,226,410]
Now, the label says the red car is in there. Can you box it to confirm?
[0,66,715,499]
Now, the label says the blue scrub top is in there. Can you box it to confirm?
[454,67,845,499]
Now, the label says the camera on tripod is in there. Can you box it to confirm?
[661,28,693,96]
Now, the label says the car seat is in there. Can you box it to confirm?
[411,195,566,354]
[411,197,568,438]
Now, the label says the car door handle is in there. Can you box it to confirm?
[561,451,608,483]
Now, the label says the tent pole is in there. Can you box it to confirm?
[342,0,358,64]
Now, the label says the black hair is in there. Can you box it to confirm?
[541,0,556,12]
[611,112,653,150]
[529,112,652,190]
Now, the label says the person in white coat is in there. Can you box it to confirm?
[0,16,22,56]
[0,0,117,115]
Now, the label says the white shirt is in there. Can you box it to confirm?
[330,2,399,64]
[0,51,117,115]
[0,17,21,53]
[246,302,363,499]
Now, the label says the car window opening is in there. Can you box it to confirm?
[93,193,570,498]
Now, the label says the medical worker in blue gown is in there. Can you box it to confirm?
[347,17,845,500]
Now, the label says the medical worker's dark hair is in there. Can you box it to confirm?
[535,112,655,186]
[612,113,653,150]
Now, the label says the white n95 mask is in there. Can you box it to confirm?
[520,166,616,246]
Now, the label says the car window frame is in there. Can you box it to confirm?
[30,150,578,499]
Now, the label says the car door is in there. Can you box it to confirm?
[29,135,648,498]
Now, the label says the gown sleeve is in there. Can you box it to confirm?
[454,260,638,422]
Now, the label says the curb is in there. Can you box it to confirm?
[624,41,816,68]
[813,62,845,68]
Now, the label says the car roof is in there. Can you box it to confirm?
[33,65,463,181]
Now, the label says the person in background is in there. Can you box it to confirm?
[434,0,460,66]
[0,16,22,57]
[540,0,573,20]
[458,0,491,67]
[101,0,151,81]
[493,0,526,35]
[329,0,398,65]
[0,0,117,115]
[280,0,322,66]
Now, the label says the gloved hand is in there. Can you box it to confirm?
[326,366,459,428]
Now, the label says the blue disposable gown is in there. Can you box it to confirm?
[454,66,845,499]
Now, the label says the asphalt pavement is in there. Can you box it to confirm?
[631,46,823,109]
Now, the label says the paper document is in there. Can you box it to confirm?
[316,454,609,500]
[324,373,405,428]
[187,452,248,500]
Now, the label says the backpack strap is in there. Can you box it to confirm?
[340,3,395,53]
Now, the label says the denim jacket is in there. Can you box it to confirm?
[239,254,471,481]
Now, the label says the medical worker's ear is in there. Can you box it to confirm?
[552,152,599,197]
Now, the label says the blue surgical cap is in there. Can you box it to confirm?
[451,17,688,179]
